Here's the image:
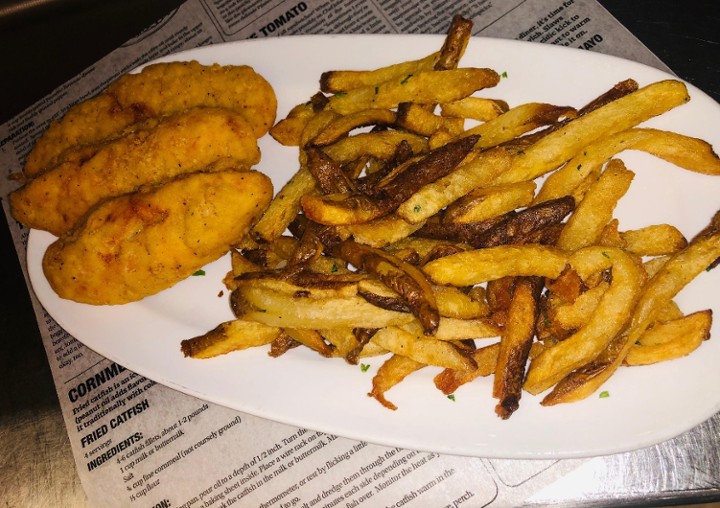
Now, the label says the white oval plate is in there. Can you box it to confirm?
[28,35,720,459]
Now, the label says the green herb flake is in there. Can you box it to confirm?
[331,263,339,273]
[360,363,370,372]
[413,204,422,213]
[400,73,413,84]
[599,390,610,399]
[501,71,508,78]
[192,269,206,276]
[576,164,582,171]
[374,85,379,95]
[447,394,456,401]
[601,251,610,259]
[335,91,347,97]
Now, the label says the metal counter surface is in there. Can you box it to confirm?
[0,1,718,507]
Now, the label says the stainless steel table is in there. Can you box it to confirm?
[1,1,718,506]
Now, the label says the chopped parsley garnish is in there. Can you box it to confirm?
[413,204,422,213]
[599,390,610,398]
[501,71,508,78]
[601,251,610,258]
[447,394,456,401]
[400,74,413,84]
[374,86,379,95]
[192,269,206,276]
[360,363,370,372]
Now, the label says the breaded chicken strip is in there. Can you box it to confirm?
[42,170,273,305]
[11,107,260,236]
[25,61,276,176]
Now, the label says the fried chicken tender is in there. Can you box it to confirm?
[11,107,261,236]
[25,61,277,176]
[42,170,273,305]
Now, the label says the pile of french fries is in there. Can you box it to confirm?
[181,15,720,419]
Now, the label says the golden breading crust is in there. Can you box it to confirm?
[11,107,261,236]
[25,61,277,176]
[42,170,273,305]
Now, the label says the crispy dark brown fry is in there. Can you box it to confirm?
[301,135,478,225]
[493,277,543,419]
[335,239,440,334]
[470,196,575,248]
[305,146,356,194]
[435,14,473,71]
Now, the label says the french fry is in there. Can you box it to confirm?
[493,278,540,419]
[440,97,509,122]
[443,181,537,224]
[302,135,478,225]
[424,244,569,286]
[370,326,476,371]
[396,102,465,137]
[625,310,712,366]
[326,68,500,116]
[322,130,428,163]
[556,159,635,251]
[337,214,425,248]
[524,246,645,395]
[181,319,281,359]
[537,128,720,203]
[320,52,440,93]
[461,103,576,150]
[336,239,440,334]
[498,80,690,184]
[542,213,720,404]
[396,147,511,224]
[621,224,688,256]
[310,108,397,147]
[369,354,426,410]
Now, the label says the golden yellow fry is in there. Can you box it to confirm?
[621,224,688,256]
[322,130,428,163]
[399,317,500,341]
[461,102,576,149]
[625,310,712,365]
[537,128,720,203]
[181,320,280,359]
[284,328,335,357]
[320,52,439,93]
[369,354,427,410]
[396,102,465,137]
[434,343,500,394]
[556,159,635,251]
[423,245,569,286]
[269,103,315,146]
[370,327,476,371]
[524,246,645,395]
[337,214,425,248]
[311,108,397,147]
[443,181,537,224]
[541,226,720,404]
[251,167,317,243]
[396,147,511,224]
[552,281,610,331]
[326,68,500,116]
[440,97,509,121]
[498,80,690,184]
